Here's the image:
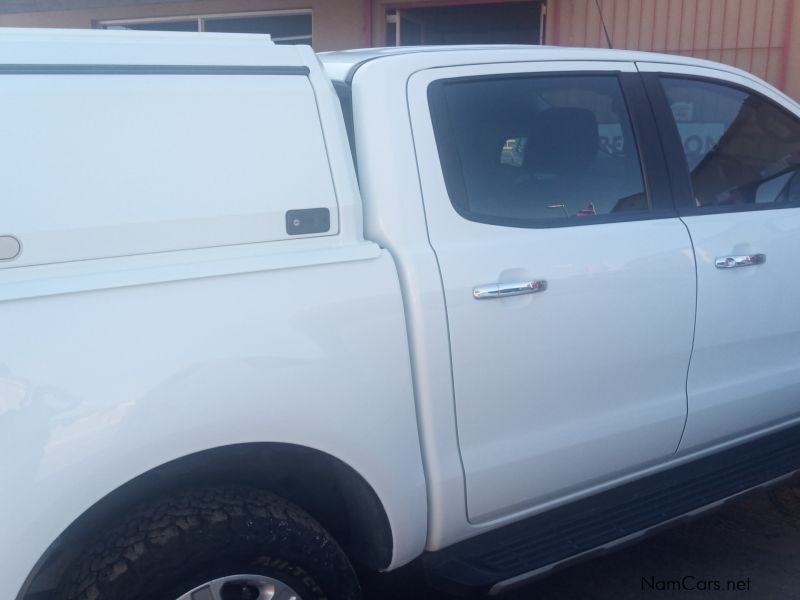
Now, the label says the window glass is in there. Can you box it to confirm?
[430,75,648,226]
[106,20,199,32]
[204,14,312,44]
[662,78,800,209]
[102,13,312,45]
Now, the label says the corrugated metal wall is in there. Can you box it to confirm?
[547,0,798,97]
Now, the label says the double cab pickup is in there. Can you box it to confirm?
[2,27,800,600]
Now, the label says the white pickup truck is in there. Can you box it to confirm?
[3,27,800,600]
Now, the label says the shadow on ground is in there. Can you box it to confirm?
[363,477,800,599]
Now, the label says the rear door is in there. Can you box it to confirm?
[408,62,697,522]
[639,64,800,452]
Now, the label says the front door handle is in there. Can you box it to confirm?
[715,254,766,269]
[473,280,548,299]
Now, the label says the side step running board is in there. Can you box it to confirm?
[424,423,800,595]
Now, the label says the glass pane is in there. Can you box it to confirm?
[203,14,312,45]
[662,78,800,208]
[432,75,648,225]
[105,20,199,32]
[399,15,423,45]
[385,22,397,46]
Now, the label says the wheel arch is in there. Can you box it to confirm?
[18,443,393,599]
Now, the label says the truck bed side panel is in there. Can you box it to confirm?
[0,246,427,598]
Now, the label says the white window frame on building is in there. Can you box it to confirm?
[97,9,312,45]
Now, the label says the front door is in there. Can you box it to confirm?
[408,62,697,522]
[639,64,800,453]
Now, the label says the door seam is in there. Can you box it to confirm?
[676,216,699,454]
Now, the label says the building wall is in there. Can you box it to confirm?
[545,0,800,100]
[0,0,797,100]
[0,0,369,51]
[0,0,541,50]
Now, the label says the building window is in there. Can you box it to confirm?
[385,2,542,47]
[99,11,312,46]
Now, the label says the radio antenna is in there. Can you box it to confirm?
[594,0,613,48]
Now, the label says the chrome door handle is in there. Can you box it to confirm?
[473,284,500,299]
[473,280,547,299]
[715,254,766,269]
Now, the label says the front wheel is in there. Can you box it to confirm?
[62,487,361,600]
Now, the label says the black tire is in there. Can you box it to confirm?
[62,487,362,600]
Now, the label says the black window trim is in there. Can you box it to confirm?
[641,71,800,217]
[332,80,357,170]
[427,70,679,229]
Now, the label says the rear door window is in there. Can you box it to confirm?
[428,74,649,227]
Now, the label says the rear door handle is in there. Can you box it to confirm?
[473,280,548,299]
[715,254,766,269]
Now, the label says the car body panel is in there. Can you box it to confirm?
[637,62,800,454]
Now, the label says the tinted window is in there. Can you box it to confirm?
[429,75,648,227]
[661,78,800,209]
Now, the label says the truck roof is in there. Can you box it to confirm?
[318,44,753,84]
